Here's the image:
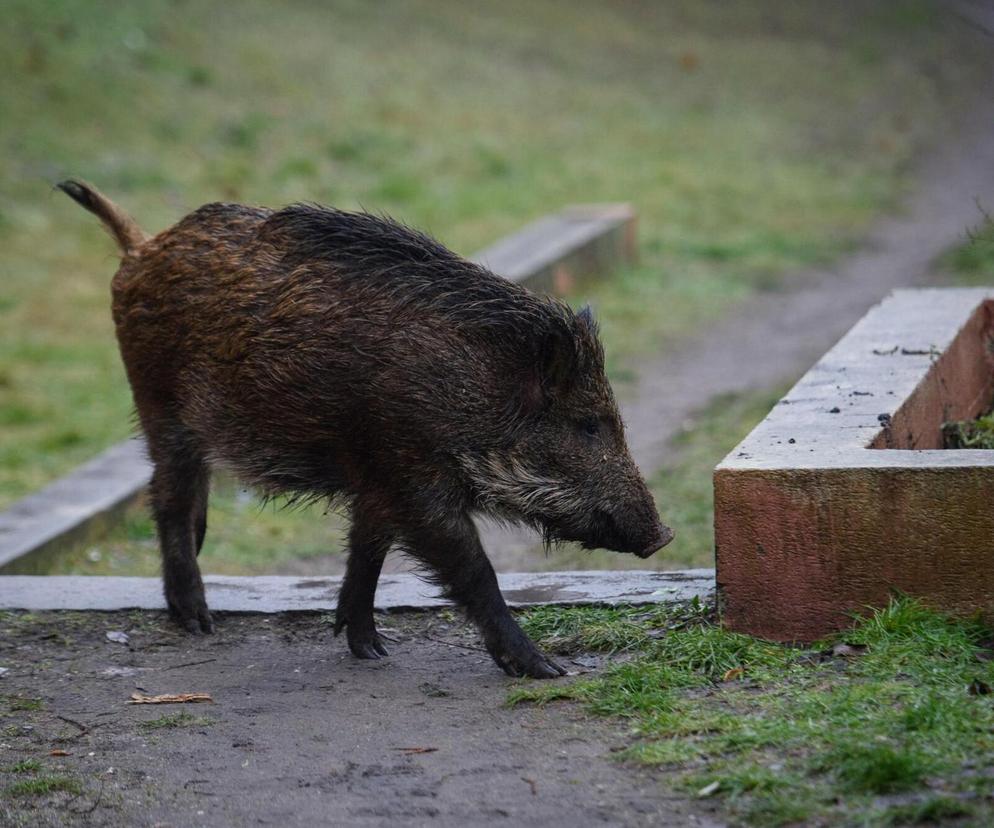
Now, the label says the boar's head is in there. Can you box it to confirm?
[465,305,674,559]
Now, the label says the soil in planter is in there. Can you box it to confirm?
[942,407,994,449]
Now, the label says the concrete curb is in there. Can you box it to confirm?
[0,204,636,575]
[0,569,713,613]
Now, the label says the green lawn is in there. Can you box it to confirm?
[2,0,990,572]
[514,597,994,826]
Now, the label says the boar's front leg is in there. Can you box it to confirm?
[334,504,392,659]
[405,516,566,680]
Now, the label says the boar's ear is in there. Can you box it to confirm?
[519,321,579,414]
[542,321,580,394]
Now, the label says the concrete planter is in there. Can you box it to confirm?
[715,288,994,641]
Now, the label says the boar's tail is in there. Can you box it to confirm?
[57,179,148,255]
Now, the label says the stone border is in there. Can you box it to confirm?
[715,288,994,641]
[0,569,713,613]
[0,204,635,574]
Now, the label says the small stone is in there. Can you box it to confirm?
[697,780,720,798]
[788,438,796,444]
[828,407,841,414]
[100,666,137,677]
[105,631,130,645]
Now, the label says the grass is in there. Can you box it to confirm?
[4,775,82,798]
[646,388,786,569]
[3,1,989,572]
[939,212,994,287]
[2,760,43,774]
[513,596,994,826]
[3,695,44,712]
[943,413,994,450]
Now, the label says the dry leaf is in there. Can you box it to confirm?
[679,51,699,72]
[392,746,438,754]
[722,667,744,682]
[49,749,70,757]
[128,692,213,705]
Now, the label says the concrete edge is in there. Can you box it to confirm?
[0,439,151,572]
[0,570,714,613]
[0,204,638,574]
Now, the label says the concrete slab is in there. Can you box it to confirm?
[473,203,636,294]
[715,288,994,641]
[0,439,149,573]
[0,569,713,613]
[0,205,636,575]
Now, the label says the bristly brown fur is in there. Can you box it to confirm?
[59,186,670,680]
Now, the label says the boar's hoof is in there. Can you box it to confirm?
[486,626,566,679]
[347,630,390,660]
[492,648,565,680]
[168,600,214,635]
[334,614,390,660]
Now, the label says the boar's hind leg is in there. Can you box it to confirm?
[406,517,566,680]
[149,448,213,634]
[334,507,392,660]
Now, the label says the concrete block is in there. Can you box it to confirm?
[715,289,994,641]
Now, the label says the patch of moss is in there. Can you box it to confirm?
[942,411,994,449]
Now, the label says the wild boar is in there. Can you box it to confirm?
[58,180,673,678]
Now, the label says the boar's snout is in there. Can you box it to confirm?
[587,507,674,559]
[636,522,675,559]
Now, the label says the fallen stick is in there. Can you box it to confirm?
[128,692,213,705]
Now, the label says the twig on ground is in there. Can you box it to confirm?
[423,635,486,653]
[159,658,218,671]
[55,715,90,733]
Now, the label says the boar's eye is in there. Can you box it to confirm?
[581,418,601,437]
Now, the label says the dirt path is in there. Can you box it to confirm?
[0,612,724,828]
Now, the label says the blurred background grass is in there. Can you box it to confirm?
[2,0,991,574]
